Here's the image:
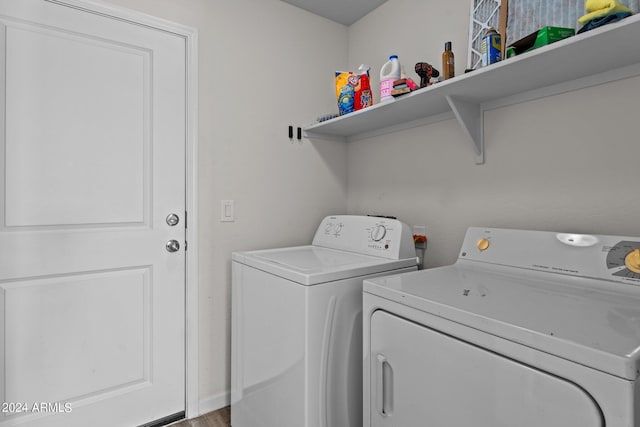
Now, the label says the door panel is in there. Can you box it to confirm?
[5,268,150,404]
[369,310,604,427]
[0,1,186,426]
[4,22,149,228]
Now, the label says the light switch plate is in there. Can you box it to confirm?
[221,200,234,222]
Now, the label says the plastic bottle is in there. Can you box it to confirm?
[355,64,373,110]
[379,55,401,102]
[442,42,455,80]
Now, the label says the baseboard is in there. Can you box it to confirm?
[199,391,230,415]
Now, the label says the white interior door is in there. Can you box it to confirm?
[0,1,186,426]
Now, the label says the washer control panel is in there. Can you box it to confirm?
[312,215,416,260]
[459,227,640,285]
[365,221,395,253]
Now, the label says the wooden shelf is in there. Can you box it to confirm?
[304,14,640,164]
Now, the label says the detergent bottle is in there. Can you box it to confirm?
[379,55,401,102]
[355,64,373,110]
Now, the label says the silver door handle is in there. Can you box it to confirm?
[166,240,180,253]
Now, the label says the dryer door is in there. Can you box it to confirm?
[369,310,604,427]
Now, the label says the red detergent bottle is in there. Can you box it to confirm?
[355,64,373,110]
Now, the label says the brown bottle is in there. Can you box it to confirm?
[442,41,455,80]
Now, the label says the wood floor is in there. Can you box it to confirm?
[170,406,230,427]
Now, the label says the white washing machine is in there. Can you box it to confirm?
[363,227,640,427]
[231,215,417,427]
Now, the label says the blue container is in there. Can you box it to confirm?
[481,28,502,66]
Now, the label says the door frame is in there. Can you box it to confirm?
[45,0,200,419]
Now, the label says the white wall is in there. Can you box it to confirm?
[104,0,348,412]
[348,0,471,103]
[347,0,640,268]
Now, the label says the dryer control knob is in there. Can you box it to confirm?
[477,238,490,251]
[625,249,640,273]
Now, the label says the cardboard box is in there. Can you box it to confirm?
[508,26,575,56]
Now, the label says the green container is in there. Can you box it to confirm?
[508,26,575,56]
[531,26,575,49]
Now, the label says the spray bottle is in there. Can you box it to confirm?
[355,64,373,110]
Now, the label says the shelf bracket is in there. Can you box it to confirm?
[446,95,484,165]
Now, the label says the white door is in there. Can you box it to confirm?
[0,1,186,426]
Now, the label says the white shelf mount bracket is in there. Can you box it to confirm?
[446,95,484,165]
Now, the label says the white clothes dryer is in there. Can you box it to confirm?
[363,227,640,427]
[231,215,417,427]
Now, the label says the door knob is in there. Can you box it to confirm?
[166,240,180,253]
[166,213,180,226]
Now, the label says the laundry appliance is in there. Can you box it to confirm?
[231,215,417,427]
[363,227,640,427]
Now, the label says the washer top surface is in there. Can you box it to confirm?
[255,246,389,271]
[364,227,640,380]
[234,245,415,286]
[232,215,417,286]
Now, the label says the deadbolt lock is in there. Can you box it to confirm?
[166,213,180,226]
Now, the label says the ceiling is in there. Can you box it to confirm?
[280,0,388,26]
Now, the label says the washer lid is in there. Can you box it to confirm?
[364,262,640,380]
[233,245,416,286]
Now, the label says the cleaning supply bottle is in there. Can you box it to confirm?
[442,42,455,80]
[355,64,373,110]
[481,27,501,66]
[380,55,401,102]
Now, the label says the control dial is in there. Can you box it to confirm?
[607,241,640,280]
[626,249,640,274]
[371,225,387,242]
[477,238,490,251]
